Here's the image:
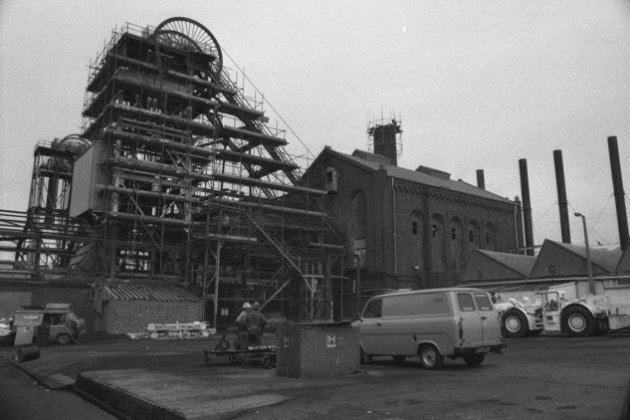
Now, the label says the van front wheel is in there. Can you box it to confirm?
[419,344,443,369]
[463,353,485,366]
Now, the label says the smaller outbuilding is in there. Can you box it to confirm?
[530,239,622,279]
[92,284,202,335]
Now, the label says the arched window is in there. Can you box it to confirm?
[485,222,497,250]
[468,220,480,250]
[325,167,338,193]
[430,214,446,273]
[450,217,464,272]
[411,211,424,272]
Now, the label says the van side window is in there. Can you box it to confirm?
[457,293,476,312]
[385,293,449,316]
[363,299,382,318]
[474,293,493,311]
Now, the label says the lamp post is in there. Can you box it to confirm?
[574,212,595,295]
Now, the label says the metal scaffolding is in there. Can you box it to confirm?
[0,17,350,326]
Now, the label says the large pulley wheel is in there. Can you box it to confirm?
[151,17,223,78]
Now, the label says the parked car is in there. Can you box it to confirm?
[354,287,506,369]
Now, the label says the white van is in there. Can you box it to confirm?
[355,287,505,369]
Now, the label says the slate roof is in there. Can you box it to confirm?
[327,148,514,204]
[544,240,622,273]
[474,249,536,277]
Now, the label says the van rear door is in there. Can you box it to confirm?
[456,292,484,348]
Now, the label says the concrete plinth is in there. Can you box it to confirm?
[275,321,359,378]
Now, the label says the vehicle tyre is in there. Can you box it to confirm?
[359,346,372,365]
[392,355,407,362]
[463,353,486,366]
[502,308,529,338]
[562,306,595,337]
[419,344,443,370]
[57,333,71,345]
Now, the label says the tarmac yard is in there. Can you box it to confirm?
[1,333,629,419]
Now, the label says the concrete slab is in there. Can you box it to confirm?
[76,369,290,420]
[42,373,75,389]
[10,360,75,389]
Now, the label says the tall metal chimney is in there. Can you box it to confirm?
[519,159,534,255]
[476,169,485,190]
[553,150,571,243]
[514,196,525,251]
[608,136,629,250]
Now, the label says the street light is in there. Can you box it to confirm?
[574,212,595,295]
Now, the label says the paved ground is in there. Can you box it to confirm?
[0,332,629,419]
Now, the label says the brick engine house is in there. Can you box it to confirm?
[302,118,521,299]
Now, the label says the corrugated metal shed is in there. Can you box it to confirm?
[101,284,200,302]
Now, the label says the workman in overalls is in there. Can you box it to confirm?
[236,302,252,349]
[239,302,266,347]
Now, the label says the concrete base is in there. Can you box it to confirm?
[75,369,289,420]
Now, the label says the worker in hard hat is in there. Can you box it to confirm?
[235,302,252,349]
[242,301,266,347]
[236,302,251,326]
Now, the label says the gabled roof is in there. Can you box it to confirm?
[530,239,622,278]
[311,146,513,205]
[460,249,535,283]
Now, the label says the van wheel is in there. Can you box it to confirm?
[57,333,71,345]
[419,344,443,370]
[392,355,406,362]
[562,306,595,337]
[463,353,485,366]
[360,347,372,365]
[502,309,528,338]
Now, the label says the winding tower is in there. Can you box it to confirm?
[72,18,346,324]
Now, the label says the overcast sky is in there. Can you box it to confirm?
[1,0,630,249]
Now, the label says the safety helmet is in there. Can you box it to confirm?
[242,302,252,309]
[252,301,261,309]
